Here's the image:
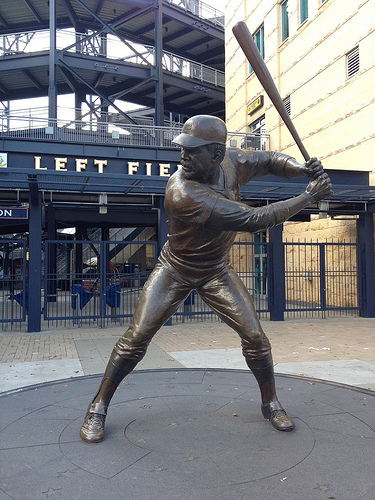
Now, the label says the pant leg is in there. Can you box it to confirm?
[197,266,271,360]
[115,261,191,360]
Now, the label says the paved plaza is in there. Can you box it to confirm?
[1,317,375,500]
[1,368,375,500]
[0,317,375,393]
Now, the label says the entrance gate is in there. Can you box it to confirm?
[0,239,362,331]
[230,239,270,318]
[284,242,360,318]
[0,239,27,330]
[43,240,157,328]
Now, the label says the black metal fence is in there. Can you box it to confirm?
[0,238,361,331]
[284,242,360,318]
[43,240,157,328]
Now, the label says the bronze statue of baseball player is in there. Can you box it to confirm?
[80,115,333,443]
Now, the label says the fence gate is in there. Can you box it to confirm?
[44,239,157,328]
[0,239,28,330]
[231,239,270,318]
[2,239,361,331]
[284,242,360,319]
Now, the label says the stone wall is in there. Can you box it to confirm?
[283,216,358,243]
[283,217,359,308]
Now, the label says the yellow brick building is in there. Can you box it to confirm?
[225,0,375,180]
[224,0,375,317]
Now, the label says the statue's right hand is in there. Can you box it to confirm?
[306,173,333,202]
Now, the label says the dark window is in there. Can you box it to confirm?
[300,0,308,23]
[281,1,289,41]
[249,25,265,74]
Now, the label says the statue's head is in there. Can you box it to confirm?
[172,116,227,184]
[173,115,227,148]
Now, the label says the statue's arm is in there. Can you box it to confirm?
[268,154,325,180]
[229,148,324,185]
[205,174,333,233]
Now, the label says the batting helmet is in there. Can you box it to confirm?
[172,115,227,148]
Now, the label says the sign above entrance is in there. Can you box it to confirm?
[247,95,264,115]
[0,207,28,219]
[2,152,182,177]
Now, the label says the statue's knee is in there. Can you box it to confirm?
[241,333,271,359]
[115,326,149,361]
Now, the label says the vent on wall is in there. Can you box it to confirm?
[347,46,360,79]
[283,95,291,115]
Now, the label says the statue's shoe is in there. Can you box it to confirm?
[80,411,106,443]
[261,401,295,432]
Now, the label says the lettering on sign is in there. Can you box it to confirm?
[33,156,182,176]
[0,207,28,219]
[0,209,12,217]
[247,95,264,115]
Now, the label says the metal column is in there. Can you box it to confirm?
[49,0,57,122]
[358,213,375,317]
[154,0,164,127]
[28,177,42,332]
[268,224,285,321]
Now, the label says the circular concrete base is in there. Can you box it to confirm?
[1,369,375,499]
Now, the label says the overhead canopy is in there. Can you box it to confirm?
[1,168,374,213]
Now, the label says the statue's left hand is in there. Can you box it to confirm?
[302,157,324,178]
[306,173,333,201]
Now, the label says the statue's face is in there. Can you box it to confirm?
[180,145,219,184]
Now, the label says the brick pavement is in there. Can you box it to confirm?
[1,317,374,365]
[0,330,121,363]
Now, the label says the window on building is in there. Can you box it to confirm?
[242,115,267,151]
[347,46,359,79]
[249,25,265,74]
[250,115,265,134]
[283,95,291,115]
[281,1,289,41]
[300,0,308,23]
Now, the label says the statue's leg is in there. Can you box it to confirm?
[198,267,294,432]
[79,353,138,443]
[80,263,191,443]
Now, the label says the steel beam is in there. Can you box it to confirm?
[49,0,57,122]
[154,0,164,126]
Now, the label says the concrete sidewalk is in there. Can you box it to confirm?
[0,317,374,393]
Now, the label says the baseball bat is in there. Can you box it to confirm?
[232,21,310,161]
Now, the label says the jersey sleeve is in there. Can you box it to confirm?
[227,148,303,185]
[205,191,313,233]
[204,195,278,232]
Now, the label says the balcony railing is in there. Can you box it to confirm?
[166,0,224,27]
[0,29,225,89]
[0,113,270,150]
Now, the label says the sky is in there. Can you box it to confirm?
[205,0,227,11]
